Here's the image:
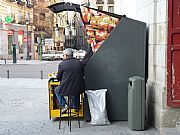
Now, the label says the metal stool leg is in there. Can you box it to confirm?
[70,96,72,132]
[59,97,62,129]
[77,98,80,128]
[68,96,70,126]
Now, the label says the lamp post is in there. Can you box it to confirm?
[55,24,60,37]
[37,36,42,61]
[41,33,44,60]
[54,23,60,51]
[25,20,30,60]
[69,27,72,48]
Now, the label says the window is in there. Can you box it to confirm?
[108,6,114,13]
[18,30,24,54]
[17,0,25,5]
[96,0,104,4]
[0,16,2,22]
[26,0,33,4]
[8,36,13,55]
[107,0,114,4]
[39,13,45,20]
[11,14,15,23]
[26,12,30,21]
[98,6,103,11]
[26,0,34,8]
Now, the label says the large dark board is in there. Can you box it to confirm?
[84,17,146,121]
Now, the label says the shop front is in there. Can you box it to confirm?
[0,23,33,60]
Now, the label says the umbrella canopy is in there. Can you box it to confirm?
[48,2,81,13]
[48,2,122,19]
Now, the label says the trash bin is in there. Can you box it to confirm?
[128,76,145,130]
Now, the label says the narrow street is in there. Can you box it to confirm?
[0,61,60,79]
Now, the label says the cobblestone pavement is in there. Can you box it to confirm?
[0,78,160,135]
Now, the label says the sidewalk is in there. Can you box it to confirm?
[0,78,161,135]
[0,59,60,65]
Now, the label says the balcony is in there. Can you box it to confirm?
[96,0,104,4]
[107,0,114,4]
[18,21,25,25]
[27,4,34,8]
[36,27,46,32]
[26,0,34,8]
[17,0,25,6]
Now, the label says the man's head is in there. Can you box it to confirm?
[63,48,73,60]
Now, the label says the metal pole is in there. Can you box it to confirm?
[37,36,41,61]
[7,70,9,79]
[40,40,42,61]
[26,23,29,60]
[41,70,43,79]
[40,33,44,61]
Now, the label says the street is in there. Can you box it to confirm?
[0,78,160,135]
[0,60,60,79]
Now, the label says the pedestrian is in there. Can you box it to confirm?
[54,46,93,113]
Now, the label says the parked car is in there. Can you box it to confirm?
[42,50,56,61]
[56,51,64,60]
[76,50,86,60]
[72,49,78,58]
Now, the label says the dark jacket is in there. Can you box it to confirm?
[81,45,93,68]
[56,57,85,96]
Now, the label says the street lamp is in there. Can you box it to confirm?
[36,33,44,61]
[55,24,60,37]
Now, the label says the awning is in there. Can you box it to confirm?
[48,2,122,19]
[48,2,81,13]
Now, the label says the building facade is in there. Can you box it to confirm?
[49,0,118,51]
[51,0,66,51]
[33,0,54,59]
[0,0,34,60]
[52,1,87,50]
[87,0,115,13]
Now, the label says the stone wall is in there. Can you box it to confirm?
[121,0,180,133]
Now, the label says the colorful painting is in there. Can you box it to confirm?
[81,7,120,52]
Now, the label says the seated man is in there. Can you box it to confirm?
[54,48,86,113]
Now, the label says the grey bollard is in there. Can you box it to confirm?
[41,70,43,79]
[5,59,6,64]
[7,70,9,79]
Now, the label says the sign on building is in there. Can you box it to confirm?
[45,38,54,46]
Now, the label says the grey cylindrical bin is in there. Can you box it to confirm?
[128,76,145,130]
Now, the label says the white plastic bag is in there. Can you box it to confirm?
[85,89,110,125]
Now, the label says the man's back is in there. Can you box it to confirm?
[57,57,85,96]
